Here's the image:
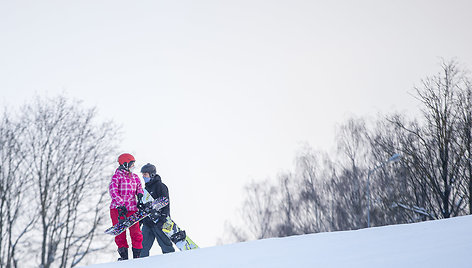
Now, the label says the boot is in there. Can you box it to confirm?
[132,248,141,259]
[117,247,128,261]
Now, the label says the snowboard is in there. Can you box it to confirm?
[138,189,198,251]
[161,216,199,251]
[104,196,169,236]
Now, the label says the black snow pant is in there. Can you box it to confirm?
[141,223,175,256]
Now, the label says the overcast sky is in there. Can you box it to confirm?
[1,0,472,261]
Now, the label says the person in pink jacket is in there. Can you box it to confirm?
[109,153,144,260]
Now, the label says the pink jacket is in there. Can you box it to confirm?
[109,168,144,211]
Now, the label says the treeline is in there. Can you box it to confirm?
[0,96,119,268]
[225,60,472,242]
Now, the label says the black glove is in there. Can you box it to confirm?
[158,212,168,222]
[137,193,145,210]
[157,212,168,227]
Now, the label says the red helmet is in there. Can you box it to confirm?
[118,153,135,166]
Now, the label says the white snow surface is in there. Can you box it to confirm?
[83,215,472,268]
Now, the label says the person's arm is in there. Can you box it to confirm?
[136,175,144,196]
[161,183,170,217]
[109,175,124,207]
[162,183,169,199]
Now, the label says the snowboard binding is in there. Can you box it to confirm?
[118,206,128,224]
[148,209,161,223]
[170,230,187,243]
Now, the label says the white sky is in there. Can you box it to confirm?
[1,0,472,256]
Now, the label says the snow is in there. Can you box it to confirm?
[82,215,472,268]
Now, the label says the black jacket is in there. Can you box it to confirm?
[142,174,170,227]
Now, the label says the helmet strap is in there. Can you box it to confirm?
[119,162,130,172]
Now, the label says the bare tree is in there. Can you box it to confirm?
[22,96,119,267]
[327,118,373,230]
[455,72,472,214]
[223,179,280,242]
[382,60,470,220]
[292,147,330,234]
[224,60,472,243]
[225,148,332,242]
[0,110,37,268]
[0,96,121,268]
[245,180,278,240]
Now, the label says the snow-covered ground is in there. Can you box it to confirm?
[83,215,472,268]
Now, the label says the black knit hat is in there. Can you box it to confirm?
[141,163,157,176]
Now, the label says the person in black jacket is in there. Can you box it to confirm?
[139,163,175,256]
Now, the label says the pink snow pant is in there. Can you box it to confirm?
[110,208,143,249]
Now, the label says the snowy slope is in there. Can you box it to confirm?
[83,215,472,268]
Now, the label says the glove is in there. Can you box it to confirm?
[157,212,168,227]
[137,193,145,210]
[137,201,145,211]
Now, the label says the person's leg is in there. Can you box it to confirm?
[117,247,128,261]
[110,209,129,249]
[153,226,175,254]
[140,224,156,257]
[127,211,144,258]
